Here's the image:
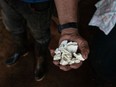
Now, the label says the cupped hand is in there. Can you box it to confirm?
[51,28,90,71]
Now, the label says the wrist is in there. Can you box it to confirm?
[58,22,78,33]
[61,28,79,36]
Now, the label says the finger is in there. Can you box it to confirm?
[79,42,90,59]
[59,65,72,71]
[70,62,82,69]
[82,50,89,59]
[50,49,55,57]
[53,60,60,66]
[80,47,89,59]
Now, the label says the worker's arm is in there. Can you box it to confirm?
[52,0,89,71]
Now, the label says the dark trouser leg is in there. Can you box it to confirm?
[89,26,116,83]
[25,1,52,81]
[0,0,28,66]
[34,41,50,81]
[5,0,53,80]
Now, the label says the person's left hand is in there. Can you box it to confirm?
[51,28,90,71]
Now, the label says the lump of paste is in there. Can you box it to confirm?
[53,40,85,65]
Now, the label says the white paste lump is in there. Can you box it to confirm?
[53,40,85,65]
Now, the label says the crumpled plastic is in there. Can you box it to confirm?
[89,0,116,35]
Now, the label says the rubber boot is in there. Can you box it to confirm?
[34,42,49,81]
[5,32,28,66]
